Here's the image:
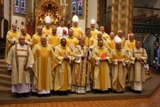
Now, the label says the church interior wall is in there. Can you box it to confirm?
[12,15,25,31]
[87,0,97,28]
[78,19,85,31]
[4,0,9,24]
[11,0,26,31]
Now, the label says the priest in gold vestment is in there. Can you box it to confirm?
[84,28,96,81]
[19,26,32,46]
[100,26,109,40]
[70,15,83,40]
[32,36,55,96]
[90,19,98,39]
[32,26,44,48]
[124,33,136,51]
[94,31,107,47]
[47,26,60,47]
[5,23,20,71]
[92,39,111,93]
[116,30,126,48]
[84,28,96,49]
[54,38,72,95]
[71,38,91,94]
[109,36,130,93]
[7,36,34,98]
[66,29,79,51]
[42,16,52,36]
[129,40,147,93]
[5,24,19,57]
[106,32,115,53]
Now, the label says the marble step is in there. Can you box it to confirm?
[0,64,7,70]
[0,86,11,94]
[0,73,11,81]
[0,79,11,88]
[0,69,10,76]
[0,59,5,65]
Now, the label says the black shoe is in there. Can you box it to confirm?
[38,94,43,97]
[59,91,68,96]
[32,92,38,96]
[16,93,22,98]
[8,70,12,72]
[22,93,29,97]
[43,94,50,97]
[102,90,109,94]
[134,90,141,94]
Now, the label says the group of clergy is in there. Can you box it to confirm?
[5,15,148,98]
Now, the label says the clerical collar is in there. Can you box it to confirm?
[116,48,122,51]
[21,33,26,36]
[98,46,104,49]
[87,35,91,38]
[129,40,134,42]
[40,43,47,47]
[68,36,73,39]
[18,43,25,47]
[60,44,66,49]
[12,30,17,32]
[91,28,95,31]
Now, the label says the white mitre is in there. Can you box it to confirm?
[44,16,51,23]
[90,19,96,24]
[114,36,122,43]
[72,15,79,22]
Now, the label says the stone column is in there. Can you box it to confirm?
[111,0,133,34]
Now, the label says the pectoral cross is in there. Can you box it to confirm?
[62,0,68,17]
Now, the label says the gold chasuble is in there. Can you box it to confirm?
[54,45,72,91]
[91,28,98,39]
[109,49,129,92]
[5,30,19,61]
[102,32,109,40]
[106,38,115,53]
[70,27,83,40]
[42,27,52,36]
[66,36,79,50]
[47,33,60,47]
[124,40,135,51]
[115,35,125,48]
[71,45,90,93]
[92,46,111,90]
[32,33,44,48]
[19,33,32,45]
[32,43,55,91]
[7,44,34,85]
[84,36,96,48]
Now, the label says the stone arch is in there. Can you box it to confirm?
[143,34,157,65]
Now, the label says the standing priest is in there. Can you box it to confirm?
[7,36,34,98]
[129,40,147,93]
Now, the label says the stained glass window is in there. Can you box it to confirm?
[72,0,83,17]
[14,0,26,14]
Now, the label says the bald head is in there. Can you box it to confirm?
[97,31,102,39]
[19,36,25,45]
[37,26,42,34]
[117,30,123,38]
[21,26,27,35]
[41,35,47,45]
[129,33,135,41]
[52,26,57,35]
[100,26,105,33]
[110,32,115,39]
[12,23,17,31]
